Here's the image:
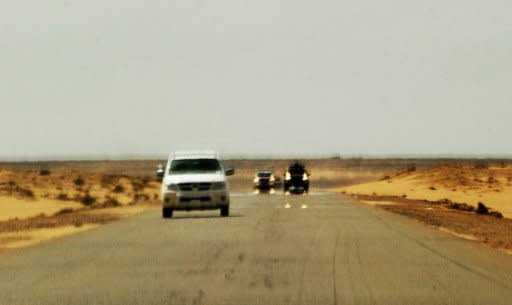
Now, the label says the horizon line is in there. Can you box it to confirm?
[1,153,512,162]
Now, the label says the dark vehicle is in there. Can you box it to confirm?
[156,164,165,181]
[284,162,309,194]
[253,171,276,190]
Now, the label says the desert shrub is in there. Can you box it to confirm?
[39,169,51,176]
[396,165,416,176]
[17,186,34,198]
[73,177,85,186]
[56,193,69,201]
[103,196,120,207]
[429,186,436,191]
[406,164,416,172]
[448,203,475,212]
[101,175,118,188]
[474,161,488,169]
[489,211,503,218]
[133,193,150,202]
[74,220,83,227]
[476,202,489,215]
[55,208,74,215]
[380,176,391,181]
[141,176,150,186]
[113,185,124,194]
[131,181,144,192]
[23,189,35,198]
[80,193,96,206]
[7,180,16,195]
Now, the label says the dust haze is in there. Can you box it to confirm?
[1,1,512,160]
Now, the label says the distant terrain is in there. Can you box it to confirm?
[1,158,512,253]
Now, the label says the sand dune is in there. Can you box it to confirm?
[342,163,512,218]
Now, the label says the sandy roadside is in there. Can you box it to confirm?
[340,163,512,254]
[0,204,157,252]
[0,197,83,222]
[341,164,512,218]
[0,166,162,253]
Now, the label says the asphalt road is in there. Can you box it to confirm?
[1,192,512,305]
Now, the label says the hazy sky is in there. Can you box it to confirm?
[1,0,511,159]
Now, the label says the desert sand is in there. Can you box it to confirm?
[342,163,512,218]
[0,165,162,250]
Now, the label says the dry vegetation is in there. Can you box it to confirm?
[0,162,163,250]
[0,167,161,215]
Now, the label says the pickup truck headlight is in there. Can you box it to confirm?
[270,175,275,182]
[211,182,227,190]
[167,184,179,191]
[302,173,308,181]
[285,172,291,181]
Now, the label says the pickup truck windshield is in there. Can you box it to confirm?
[289,166,305,175]
[257,172,272,178]
[170,159,221,174]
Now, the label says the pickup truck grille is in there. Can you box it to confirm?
[180,196,211,203]
[178,183,212,191]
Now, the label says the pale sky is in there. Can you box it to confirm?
[1,0,511,160]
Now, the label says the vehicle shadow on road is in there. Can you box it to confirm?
[164,214,244,221]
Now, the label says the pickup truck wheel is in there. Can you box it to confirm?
[162,208,173,218]
[220,206,229,217]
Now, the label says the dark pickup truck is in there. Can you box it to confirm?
[283,162,309,194]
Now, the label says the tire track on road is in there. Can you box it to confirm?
[296,225,322,305]
[331,231,340,305]
[371,212,512,290]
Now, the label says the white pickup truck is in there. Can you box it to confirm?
[158,151,234,218]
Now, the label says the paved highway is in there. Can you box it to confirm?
[1,192,512,305]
